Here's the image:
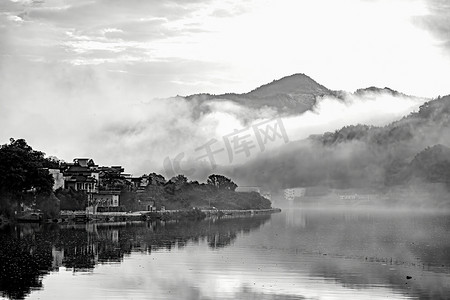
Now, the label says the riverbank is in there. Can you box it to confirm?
[202,208,282,217]
[57,207,282,223]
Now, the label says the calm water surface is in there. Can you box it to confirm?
[1,207,449,300]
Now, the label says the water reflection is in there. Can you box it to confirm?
[247,208,450,299]
[1,209,450,300]
[281,208,450,270]
[0,215,270,299]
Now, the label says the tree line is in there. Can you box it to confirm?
[0,138,264,219]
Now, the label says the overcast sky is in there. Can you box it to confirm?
[1,0,450,175]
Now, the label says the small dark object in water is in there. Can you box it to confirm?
[406,276,412,279]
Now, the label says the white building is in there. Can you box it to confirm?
[48,168,64,190]
[283,188,306,201]
[284,189,295,201]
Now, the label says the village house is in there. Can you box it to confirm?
[46,157,132,212]
[283,188,307,201]
[73,158,98,169]
[283,189,295,202]
[62,159,99,193]
[64,175,97,193]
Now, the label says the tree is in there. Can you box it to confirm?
[99,170,128,191]
[171,174,187,186]
[55,188,87,211]
[0,138,54,216]
[206,174,238,191]
[43,156,64,169]
[168,174,188,191]
[148,173,166,186]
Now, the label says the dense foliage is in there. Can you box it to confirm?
[122,173,271,211]
[0,139,55,217]
[55,188,87,211]
[311,96,450,189]
[206,174,238,191]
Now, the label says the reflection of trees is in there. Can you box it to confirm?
[205,217,269,248]
[124,215,271,251]
[0,215,271,299]
[0,226,53,300]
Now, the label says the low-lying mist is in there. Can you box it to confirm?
[118,88,425,177]
[219,96,450,208]
[0,59,429,183]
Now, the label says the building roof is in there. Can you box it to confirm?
[98,166,124,173]
[73,158,97,167]
[65,175,96,182]
[64,165,93,174]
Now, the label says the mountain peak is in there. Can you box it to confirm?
[246,73,330,97]
[184,73,333,115]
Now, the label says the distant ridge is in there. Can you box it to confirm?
[355,86,405,97]
[183,73,417,115]
[185,73,334,114]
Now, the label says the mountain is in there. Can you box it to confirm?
[226,95,450,193]
[184,74,420,116]
[185,73,334,114]
[317,95,450,148]
[246,73,330,97]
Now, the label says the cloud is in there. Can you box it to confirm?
[95,88,425,178]
[415,0,450,53]
[0,0,250,66]
[0,46,428,179]
[0,0,447,180]
[0,54,233,172]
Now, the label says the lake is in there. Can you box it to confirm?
[0,207,449,300]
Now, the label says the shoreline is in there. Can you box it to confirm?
[56,207,282,223]
[201,208,282,216]
[1,208,282,224]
